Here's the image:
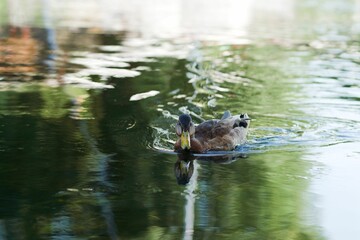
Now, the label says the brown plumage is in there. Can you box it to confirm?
[174,111,250,153]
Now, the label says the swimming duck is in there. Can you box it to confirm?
[174,111,250,153]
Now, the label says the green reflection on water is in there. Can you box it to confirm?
[0,35,323,239]
[3,0,360,238]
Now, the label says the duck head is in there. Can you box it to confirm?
[175,114,195,150]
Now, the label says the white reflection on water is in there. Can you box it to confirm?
[307,142,360,240]
[2,0,295,41]
[129,90,160,101]
[183,160,199,240]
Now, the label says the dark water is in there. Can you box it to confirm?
[1,0,360,239]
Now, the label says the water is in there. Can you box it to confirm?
[1,0,360,239]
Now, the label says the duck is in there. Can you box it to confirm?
[174,111,250,153]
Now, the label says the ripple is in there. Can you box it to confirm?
[139,34,360,159]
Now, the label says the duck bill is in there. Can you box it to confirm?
[180,131,191,150]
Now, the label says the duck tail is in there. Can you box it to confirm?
[221,110,232,120]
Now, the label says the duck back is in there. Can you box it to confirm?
[194,112,250,151]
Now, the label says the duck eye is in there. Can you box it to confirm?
[175,124,182,136]
[189,123,195,135]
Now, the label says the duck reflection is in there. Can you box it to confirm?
[174,152,247,185]
[174,153,196,185]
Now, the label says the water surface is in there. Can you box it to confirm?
[1,0,360,239]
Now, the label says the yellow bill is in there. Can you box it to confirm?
[180,131,191,150]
